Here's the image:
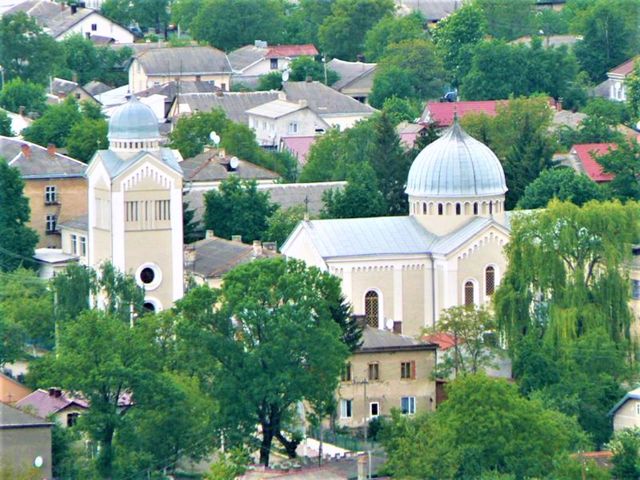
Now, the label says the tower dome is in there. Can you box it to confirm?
[406,122,506,198]
[108,96,161,152]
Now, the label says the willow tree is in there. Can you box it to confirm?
[495,200,640,349]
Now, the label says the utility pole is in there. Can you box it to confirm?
[352,378,370,479]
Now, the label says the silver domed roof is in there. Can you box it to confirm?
[406,122,507,198]
[108,96,160,141]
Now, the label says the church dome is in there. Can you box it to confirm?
[406,122,507,198]
[108,96,160,141]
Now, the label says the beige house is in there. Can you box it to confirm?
[282,121,511,337]
[16,388,88,428]
[610,387,640,431]
[1,138,87,248]
[336,327,437,429]
[129,46,232,93]
[328,59,376,104]
[0,373,33,404]
[85,96,184,312]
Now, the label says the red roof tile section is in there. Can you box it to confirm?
[267,44,318,58]
[571,143,616,182]
[281,136,317,166]
[609,57,639,76]
[16,388,88,418]
[422,332,460,351]
[423,100,508,126]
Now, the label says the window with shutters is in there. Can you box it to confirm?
[464,281,475,306]
[364,290,379,328]
[486,266,496,296]
[341,363,351,382]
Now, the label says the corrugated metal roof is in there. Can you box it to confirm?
[176,91,280,124]
[228,45,268,72]
[360,326,429,351]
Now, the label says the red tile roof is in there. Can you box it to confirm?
[267,44,318,58]
[609,57,639,77]
[423,100,508,126]
[16,389,88,418]
[422,332,460,351]
[571,143,616,182]
[281,135,317,166]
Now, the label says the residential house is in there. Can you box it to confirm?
[0,403,53,479]
[603,57,638,102]
[169,91,280,124]
[129,46,232,93]
[0,138,87,248]
[17,388,88,428]
[610,387,640,431]
[395,0,461,23]
[185,234,278,288]
[328,59,377,104]
[0,372,33,404]
[4,0,134,43]
[48,77,97,105]
[279,136,317,166]
[229,42,319,87]
[0,108,32,137]
[246,98,329,149]
[83,80,111,97]
[36,214,88,279]
[336,326,437,429]
[420,100,506,127]
[568,143,615,183]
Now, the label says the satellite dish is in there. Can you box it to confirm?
[385,318,394,331]
[281,69,290,83]
[34,456,43,468]
[209,131,220,146]
[229,156,239,170]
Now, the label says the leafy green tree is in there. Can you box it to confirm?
[94,45,133,87]
[596,139,640,201]
[66,118,108,163]
[175,258,350,466]
[263,204,306,249]
[368,66,415,108]
[517,168,605,209]
[321,164,387,218]
[257,71,283,91]
[101,0,170,33]
[50,264,96,323]
[190,0,285,51]
[382,374,587,479]
[282,0,334,46]
[318,0,394,60]
[626,61,640,121]
[583,97,630,126]
[56,34,101,85]
[0,307,27,366]
[381,96,422,125]
[0,12,60,84]
[169,110,228,158]
[476,0,535,40]
[432,2,486,87]
[364,11,426,62]
[170,0,200,31]
[204,176,276,242]
[23,97,82,148]
[610,428,640,480]
[0,110,12,136]
[289,56,338,85]
[0,160,38,271]
[0,78,46,116]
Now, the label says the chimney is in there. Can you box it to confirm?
[48,388,55,396]
[71,72,78,84]
[184,245,196,266]
[20,144,31,158]
[215,90,223,97]
[305,75,313,83]
[60,1,65,9]
[252,240,262,257]
[47,143,56,157]
[206,229,214,239]
[54,389,62,398]
[18,105,25,116]
[263,241,277,252]
[231,235,242,243]
[70,3,78,14]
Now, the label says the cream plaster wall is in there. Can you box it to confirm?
[60,12,135,43]
[129,60,232,93]
[322,113,373,132]
[248,108,324,147]
[614,400,640,431]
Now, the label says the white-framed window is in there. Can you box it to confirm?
[46,214,57,233]
[135,263,162,291]
[636,401,640,415]
[71,234,78,254]
[340,399,352,419]
[288,122,298,134]
[401,396,416,415]
[45,185,57,204]
[370,402,380,418]
[80,236,87,256]
[401,361,415,380]
[632,279,640,300]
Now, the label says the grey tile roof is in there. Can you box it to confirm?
[137,46,231,76]
[188,236,277,278]
[396,0,461,21]
[0,402,53,427]
[246,99,305,119]
[328,59,377,91]
[359,326,435,352]
[228,45,268,72]
[182,149,280,183]
[2,137,86,179]
[58,214,88,231]
[51,77,78,96]
[137,81,219,100]
[283,81,376,116]
[175,91,280,124]
[92,148,182,179]
[83,81,111,96]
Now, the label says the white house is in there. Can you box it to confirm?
[607,57,638,102]
[610,387,640,431]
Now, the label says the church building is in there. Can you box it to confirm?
[282,121,512,337]
[84,97,184,312]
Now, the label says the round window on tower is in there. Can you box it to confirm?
[143,302,156,313]
[135,263,162,291]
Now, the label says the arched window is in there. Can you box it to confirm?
[423,203,427,214]
[365,291,379,328]
[473,203,478,215]
[489,202,493,214]
[485,266,495,296]
[464,281,475,306]
[438,204,443,215]
[455,203,461,215]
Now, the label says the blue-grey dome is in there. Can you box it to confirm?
[108,96,160,141]
[406,122,507,198]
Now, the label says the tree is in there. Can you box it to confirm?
[321,164,387,218]
[282,0,334,46]
[289,56,338,85]
[263,204,306,249]
[369,66,415,108]
[23,97,82,148]
[169,110,228,159]
[596,139,640,201]
[66,118,108,163]
[257,71,283,91]
[318,0,394,60]
[626,61,640,121]
[190,0,285,51]
[56,34,101,85]
[517,168,605,209]
[0,160,38,271]
[364,11,426,62]
[476,0,535,40]
[382,374,586,479]
[0,12,60,84]
[101,0,170,33]
[425,306,498,377]
[381,96,423,125]
[0,110,12,136]
[0,78,47,116]
[203,176,276,242]
[175,258,350,466]
[610,429,640,480]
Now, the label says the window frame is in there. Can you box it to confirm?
[341,362,352,382]
[401,396,416,415]
[45,214,57,233]
[340,399,353,419]
[44,185,57,204]
[368,362,379,381]
[401,361,415,380]
[369,401,380,418]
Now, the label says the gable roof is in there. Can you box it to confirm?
[266,44,318,58]
[397,0,461,21]
[92,148,182,180]
[282,81,376,116]
[16,388,88,418]
[2,137,86,179]
[136,46,232,76]
[358,326,436,353]
[609,387,640,416]
[422,101,507,126]
[181,149,279,183]
[174,91,280,124]
[246,99,306,119]
[571,143,615,182]
[608,57,639,77]
[328,59,377,91]
[0,402,53,428]
[228,45,268,71]
[50,77,80,97]
[83,80,111,96]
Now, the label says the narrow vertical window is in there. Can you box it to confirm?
[486,266,495,296]
[364,290,379,328]
[464,281,474,306]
